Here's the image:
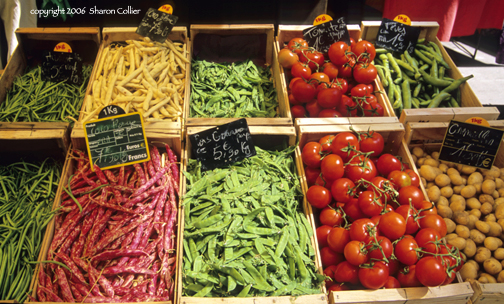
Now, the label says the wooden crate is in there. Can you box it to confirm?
[360,21,483,123]
[72,26,189,140]
[31,132,183,303]
[177,125,327,304]
[274,24,397,124]
[468,279,504,304]
[185,24,293,127]
[0,27,101,151]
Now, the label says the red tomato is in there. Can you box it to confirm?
[419,214,447,237]
[405,169,420,187]
[305,99,323,117]
[344,155,378,183]
[387,259,401,276]
[349,218,376,242]
[318,109,343,118]
[321,62,339,80]
[417,200,437,216]
[321,246,345,267]
[300,49,325,71]
[327,227,350,253]
[395,205,420,235]
[397,186,425,208]
[337,95,358,117]
[301,142,322,168]
[416,256,447,287]
[387,170,412,190]
[331,178,355,203]
[359,130,384,158]
[290,105,306,118]
[363,101,384,117]
[287,37,309,56]
[315,173,335,189]
[342,197,366,222]
[397,265,422,287]
[327,284,350,292]
[306,185,332,209]
[358,190,383,217]
[321,154,344,181]
[379,211,406,240]
[353,40,376,63]
[304,166,320,187]
[377,154,402,177]
[291,62,312,79]
[358,261,389,289]
[337,59,355,79]
[367,236,393,261]
[309,72,331,87]
[291,80,317,103]
[317,88,342,109]
[353,62,377,84]
[331,132,360,162]
[328,41,352,65]
[415,228,442,255]
[395,237,419,265]
[333,78,349,94]
[350,37,356,49]
[369,176,394,204]
[323,265,339,289]
[289,77,303,90]
[319,135,335,152]
[334,261,359,284]
[316,225,332,248]
[278,48,299,69]
[288,93,301,105]
[384,276,401,289]
[320,206,344,227]
[344,240,369,266]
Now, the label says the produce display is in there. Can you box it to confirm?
[278,38,386,118]
[36,145,179,302]
[373,40,473,115]
[0,158,62,302]
[81,37,188,123]
[182,145,324,297]
[189,59,278,118]
[0,65,92,123]
[302,129,464,290]
[411,146,504,283]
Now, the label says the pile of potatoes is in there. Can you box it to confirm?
[411,146,504,284]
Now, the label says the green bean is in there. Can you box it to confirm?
[440,75,474,94]
[427,92,452,108]
[419,69,453,87]
[386,53,403,84]
[414,49,433,65]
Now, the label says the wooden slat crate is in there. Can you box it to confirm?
[274,24,397,124]
[360,21,483,124]
[468,279,504,304]
[0,27,101,152]
[72,27,189,140]
[186,24,293,127]
[177,126,327,304]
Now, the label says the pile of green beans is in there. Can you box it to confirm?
[0,65,92,123]
[182,146,324,297]
[190,59,278,118]
[374,40,473,116]
[0,158,62,302]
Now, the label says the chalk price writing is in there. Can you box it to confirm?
[448,123,495,146]
[448,144,491,168]
[103,105,119,116]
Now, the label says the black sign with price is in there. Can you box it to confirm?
[41,51,83,85]
[438,120,504,169]
[136,8,178,43]
[375,18,421,54]
[303,17,350,53]
[189,119,256,171]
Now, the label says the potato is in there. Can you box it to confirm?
[459,262,478,281]
[438,205,453,219]
[450,195,466,212]
[469,209,482,219]
[499,188,504,197]
[484,166,501,178]
[474,183,482,194]
[494,248,504,260]
[486,214,497,222]
[438,163,448,174]
[468,172,484,185]
[495,178,504,189]
[475,220,491,234]
[461,185,477,198]
[493,190,500,199]
[484,258,503,275]
[467,259,480,271]
[424,158,440,168]
[427,186,441,203]
[431,151,439,160]
[481,202,494,215]
[482,180,497,195]
[445,233,458,241]
[470,229,486,244]
[449,174,465,186]
[495,197,504,208]
[501,167,504,178]
[444,218,456,233]
[417,157,426,167]
[411,147,424,158]
[468,214,479,229]
[484,237,503,251]
[485,175,496,181]
[447,168,460,176]
[464,239,477,258]
[478,273,497,284]
[475,247,492,263]
[435,174,451,188]
[426,182,435,189]
[498,270,504,283]
[437,196,450,207]
[496,203,504,220]
[498,219,504,231]
[420,165,437,182]
[488,221,503,237]
[461,165,477,175]
[453,211,470,225]
[455,225,470,239]
[411,154,418,164]
[453,185,464,195]
[466,197,482,210]
[440,186,453,198]
[479,194,495,206]
[448,236,466,250]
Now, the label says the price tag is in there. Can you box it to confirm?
[438,120,504,169]
[466,117,490,127]
[54,42,72,53]
[158,4,173,14]
[303,17,350,53]
[41,51,83,85]
[313,14,333,26]
[189,119,256,171]
[393,14,412,26]
[99,105,126,119]
[375,18,421,54]
[136,7,178,43]
[84,112,150,171]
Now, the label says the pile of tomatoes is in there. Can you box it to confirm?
[278,37,384,118]
[301,130,464,291]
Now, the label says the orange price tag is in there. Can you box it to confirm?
[158,4,173,14]
[54,42,72,53]
[313,14,333,26]
[466,117,490,127]
[393,14,412,26]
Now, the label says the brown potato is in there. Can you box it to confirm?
[484,237,503,251]
[420,165,438,182]
[482,180,497,195]
[445,233,458,241]
[496,203,504,220]
[493,190,500,199]
[479,194,495,206]
[450,195,466,212]
[475,247,492,263]
[495,197,504,209]
[469,209,482,219]
[499,188,504,197]
[478,273,497,284]
[438,205,453,219]
[467,197,482,210]
[438,163,449,174]
[468,172,484,185]
[498,270,504,283]
[435,174,451,188]
[495,178,504,189]
[431,151,439,160]
[453,211,470,226]
[475,221,491,234]
[449,174,465,186]
[440,186,453,198]
[447,236,466,250]
[484,258,503,275]
[411,147,424,158]
[447,168,460,176]
[498,219,504,231]
[459,262,478,281]
[481,202,494,215]
[474,183,482,194]
[437,196,449,207]
[464,239,477,258]
[486,214,497,222]
[417,157,426,167]
[488,221,503,237]
[470,229,486,244]
[453,185,464,195]
[461,165,477,175]
[424,158,440,168]
[461,185,477,198]
[494,248,504,260]
[468,214,479,229]
[455,225,471,239]
[427,186,441,203]
[444,218,456,233]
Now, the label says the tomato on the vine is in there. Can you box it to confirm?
[384,276,401,289]
[397,185,424,208]
[358,190,383,217]
[387,170,412,190]
[419,214,447,237]
[363,101,384,117]
[327,226,350,253]
[328,41,352,65]
[321,246,345,267]
[304,166,320,186]
[367,235,393,261]
[287,37,309,56]
[353,62,377,84]
[358,261,389,289]
[301,142,323,168]
[309,72,331,87]
[323,265,339,289]
[321,62,339,80]
[397,265,422,287]
[318,109,343,118]
[291,62,312,79]
[344,240,369,266]
[337,95,358,117]
[278,48,299,69]
[358,130,384,158]
[415,256,447,287]
[305,99,323,117]
[306,185,332,209]
[334,261,359,285]
[394,236,419,265]
[321,154,344,181]
[319,135,335,152]
[315,174,335,189]
[331,178,355,203]
[379,211,406,240]
[344,155,378,183]
[291,80,317,103]
[333,78,349,94]
[316,225,332,248]
[415,228,442,255]
[349,218,376,242]
[320,206,344,227]
[300,49,325,71]
[353,40,376,63]
[376,154,402,177]
[331,132,360,162]
[395,205,420,235]
[317,88,342,109]
[343,197,366,222]
[290,105,306,118]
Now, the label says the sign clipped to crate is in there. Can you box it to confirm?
[375,17,421,53]
[41,50,84,85]
[303,16,351,53]
[136,7,178,42]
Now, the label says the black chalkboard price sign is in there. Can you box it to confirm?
[375,18,421,54]
[189,119,256,171]
[41,51,83,85]
[303,18,350,53]
[438,120,504,169]
[136,8,178,43]
[84,112,150,171]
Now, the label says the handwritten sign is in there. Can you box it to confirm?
[84,112,150,170]
[375,18,420,54]
[303,18,350,53]
[438,120,504,169]
[136,8,178,43]
[189,119,256,171]
[41,51,83,85]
